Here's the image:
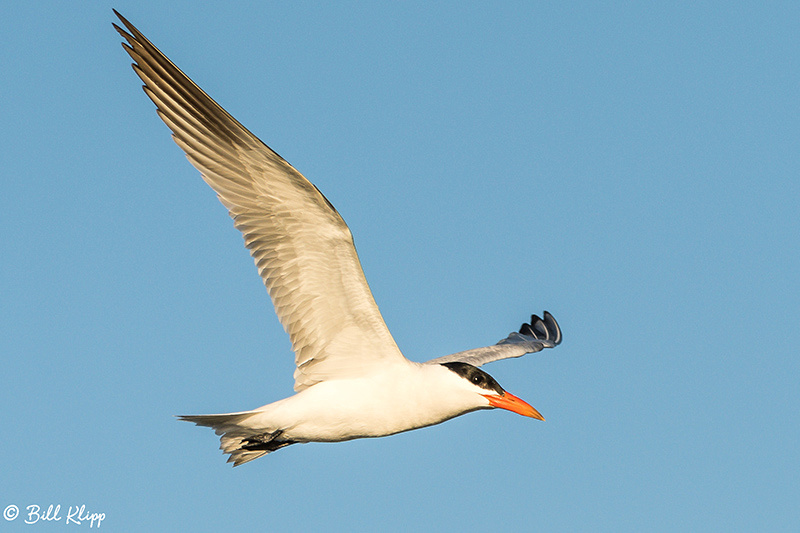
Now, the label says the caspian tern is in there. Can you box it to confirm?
[114,11,562,466]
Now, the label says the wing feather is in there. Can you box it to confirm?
[114,11,405,391]
[426,312,562,367]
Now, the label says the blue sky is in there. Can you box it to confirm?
[2,2,798,531]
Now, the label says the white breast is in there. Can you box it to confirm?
[243,362,489,442]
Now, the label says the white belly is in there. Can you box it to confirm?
[243,362,484,442]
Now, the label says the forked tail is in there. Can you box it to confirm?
[178,412,296,466]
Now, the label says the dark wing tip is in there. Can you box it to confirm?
[112,10,133,37]
[112,11,144,54]
[112,9,133,30]
[519,311,562,346]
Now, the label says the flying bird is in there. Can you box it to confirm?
[113,10,562,466]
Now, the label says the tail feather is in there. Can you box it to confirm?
[178,411,296,466]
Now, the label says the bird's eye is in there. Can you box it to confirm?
[472,375,482,384]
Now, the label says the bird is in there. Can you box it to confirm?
[113,10,562,466]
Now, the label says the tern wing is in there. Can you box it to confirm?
[426,312,562,367]
[114,11,405,391]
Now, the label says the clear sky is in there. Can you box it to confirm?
[2,2,798,531]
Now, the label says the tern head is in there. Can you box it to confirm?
[440,362,544,421]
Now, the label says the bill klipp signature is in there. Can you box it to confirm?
[4,504,105,528]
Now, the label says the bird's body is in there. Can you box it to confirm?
[228,363,488,443]
[114,10,562,466]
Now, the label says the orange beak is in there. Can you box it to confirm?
[483,392,545,421]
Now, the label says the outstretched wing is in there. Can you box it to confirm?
[114,11,405,391]
[426,312,562,367]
